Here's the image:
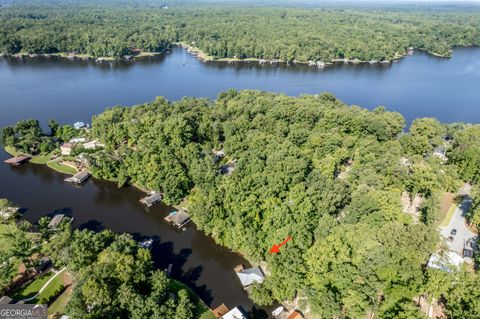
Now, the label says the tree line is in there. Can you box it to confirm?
[1,3,480,61]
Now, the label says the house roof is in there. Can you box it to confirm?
[0,296,13,304]
[172,210,190,225]
[212,303,229,318]
[236,266,264,287]
[427,251,463,272]
[222,307,248,319]
[142,193,162,205]
[74,171,90,181]
[61,142,73,149]
[287,311,304,319]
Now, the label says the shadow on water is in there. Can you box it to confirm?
[130,232,215,306]
[78,219,106,232]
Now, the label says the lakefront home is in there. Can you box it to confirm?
[235,265,264,289]
[222,306,248,319]
[60,142,73,155]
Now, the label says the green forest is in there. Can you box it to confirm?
[4,90,480,317]
[1,2,480,61]
[0,218,207,319]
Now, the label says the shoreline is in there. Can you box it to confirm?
[0,44,458,68]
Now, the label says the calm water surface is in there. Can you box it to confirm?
[0,47,480,314]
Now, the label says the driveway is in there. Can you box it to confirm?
[439,199,477,255]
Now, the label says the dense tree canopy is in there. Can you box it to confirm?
[3,89,479,316]
[64,90,478,317]
[1,2,480,61]
[41,226,198,319]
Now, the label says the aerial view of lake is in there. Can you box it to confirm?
[1,46,479,128]
[0,46,479,316]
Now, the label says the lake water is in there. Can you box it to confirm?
[0,46,479,315]
[1,46,480,127]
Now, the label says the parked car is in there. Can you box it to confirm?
[450,229,457,236]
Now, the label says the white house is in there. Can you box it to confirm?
[222,307,248,319]
[60,142,73,156]
[235,266,264,288]
[427,251,463,272]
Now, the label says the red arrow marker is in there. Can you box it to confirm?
[270,236,292,254]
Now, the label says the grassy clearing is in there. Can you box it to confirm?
[12,272,53,300]
[4,146,21,156]
[169,280,215,319]
[0,223,14,254]
[30,154,54,164]
[34,272,64,304]
[46,161,77,175]
[440,204,458,227]
[47,286,71,316]
[3,147,54,165]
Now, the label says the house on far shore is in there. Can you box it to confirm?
[60,142,73,156]
[73,122,86,130]
[0,296,13,304]
[222,306,248,319]
[4,155,30,166]
[235,266,264,289]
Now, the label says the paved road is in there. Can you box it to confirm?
[439,199,476,255]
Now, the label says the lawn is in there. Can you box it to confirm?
[440,204,458,227]
[4,146,21,156]
[4,147,55,165]
[46,161,77,175]
[12,272,54,300]
[169,280,215,319]
[47,286,71,316]
[34,272,64,304]
[30,154,54,164]
[0,223,14,254]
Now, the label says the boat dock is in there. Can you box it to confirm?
[164,209,191,228]
[64,171,90,184]
[140,192,163,207]
[4,155,30,166]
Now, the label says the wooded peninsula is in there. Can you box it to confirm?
[1,1,480,62]
[2,90,480,318]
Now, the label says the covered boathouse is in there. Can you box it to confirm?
[65,171,90,184]
[140,193,163,207]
